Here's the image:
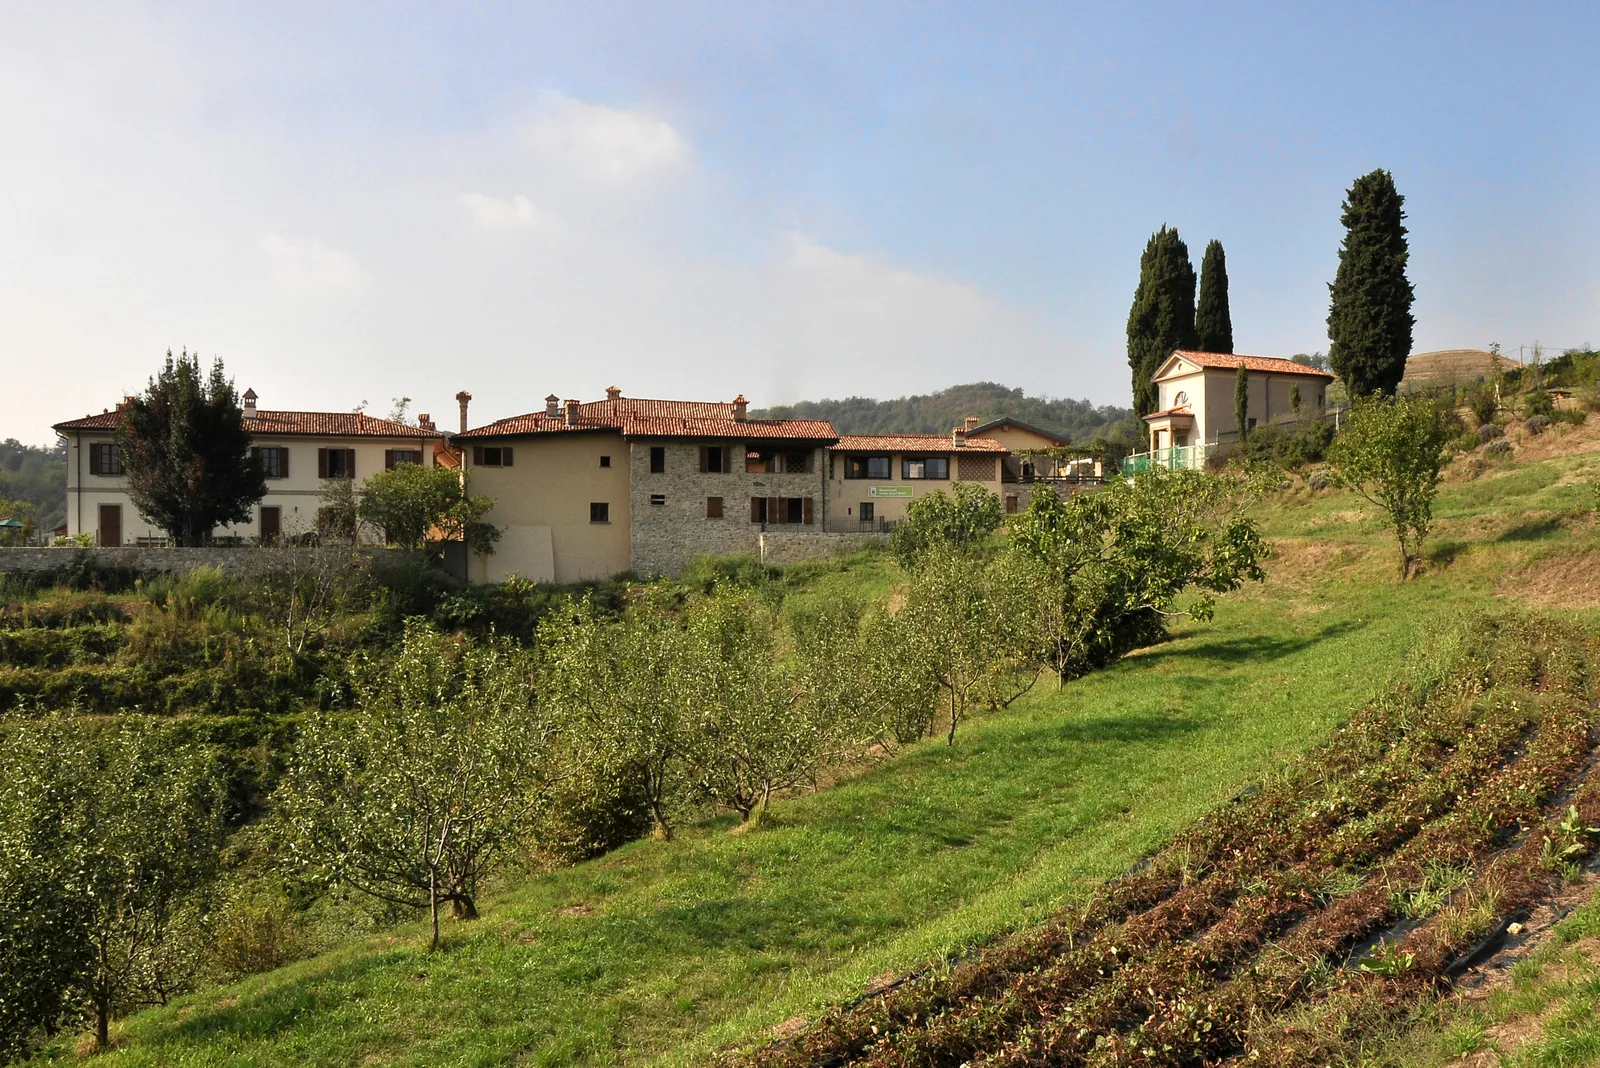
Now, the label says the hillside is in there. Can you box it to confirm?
[0,439,66,531]
[750,382,1133,443]
[1400,348,1522,392]
[26,416,1600,1066]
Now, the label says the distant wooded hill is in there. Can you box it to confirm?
[0,438,67,530]
[751,382,1133,442]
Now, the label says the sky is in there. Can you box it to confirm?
[3,2,1598,442]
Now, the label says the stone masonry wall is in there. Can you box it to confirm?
[627,440,830,576]
[0,545,401,577]
[757,531,885,567]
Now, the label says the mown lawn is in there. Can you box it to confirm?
[37,443,1600,1067]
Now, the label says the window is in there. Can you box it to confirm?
[844,455,891,480]
[590,502,610,523]
[385,449,421,469]
[859,502,875,522]
[88,443,123,476]
[649,446,665,473]
[252,446,289,479]
[318,447,357,479]
[749,496,813,524]
[1173,391,1189,407]
[706,496,723,518]
[472,446,513,467]
[902,456,949,480]
[600,455,611,468]
[650,493,666,506]
[700,445,727,473]
[783,449,812,474]
[1005,495,1019,514]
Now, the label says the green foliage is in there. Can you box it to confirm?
[116,350,267,545]
[750,382,1130,443]
[354,463,500,554]
[1127,225,1199,416]
[889,482,1004,568]
[1466,381,1499,426]
[276,623,553,950]
[1243,420,1335,469]
[1330,394,1453,578]
[1195,239,1233,354]
[1327,169,1416,398]
[0,715,227,1054]
[1522,388,1556,418]
[1234,365,1250,440]
[0,440,66,533]
[1007,467,1268,682]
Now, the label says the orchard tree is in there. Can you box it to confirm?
[355,463,500,555]
[1195,239,1234,354]
[1329,394,1452,579]
[0,716,227,1054]
[116,350,266,545]
[890,482,1004,569]
[1327,169,1416,397]
[1127,225,1199,417]
[278,624,553,951]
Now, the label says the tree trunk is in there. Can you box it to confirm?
[95,993,109,1050]
[451,894,478,920]
[429,870,440,952]
[947,689,959,746]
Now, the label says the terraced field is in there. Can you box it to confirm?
[736,617,1600,1067]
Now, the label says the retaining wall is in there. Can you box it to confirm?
[756,531,885,567]
[0,546,402,577]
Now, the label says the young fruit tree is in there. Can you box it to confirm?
[355,463,500,555]
[277,624,554,951]
[890,482,1005,569]
[116,350,267,545]
[1007,467,1268,683]
[1329,394,1452,579]
[0,716,228,1054]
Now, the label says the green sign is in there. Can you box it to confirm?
[869,486,914,498]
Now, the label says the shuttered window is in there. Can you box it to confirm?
[88,443,123,476]
[385,449,421,469]
[699,446,729,473]
[252,447,289,479]
[471,446,513,467]
[318,448,356,478]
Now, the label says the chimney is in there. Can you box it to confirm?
[953,427,967,448]
[242,388,258,418]
[116,395,135,413]
[455,390,472,434]
[417,413,435,432]
[564,398,580,427]
[964,415,979,430]
[732,394,749,422]
[605,385,622,401]
[545,394,560,417]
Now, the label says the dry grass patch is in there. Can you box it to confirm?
[1497,548,1600,610]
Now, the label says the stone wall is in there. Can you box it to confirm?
[0,545,402,578]
[757,530,885,567]
[627,440,830,576]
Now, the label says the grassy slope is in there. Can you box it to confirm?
[40,432,1600,1067]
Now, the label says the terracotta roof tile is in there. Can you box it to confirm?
[829,434,1008,454]
[458,396,836,441]
[53,409,448,437]
[1166,350,1336,379]
[1142,405,1196,421]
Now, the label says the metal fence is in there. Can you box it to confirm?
[1120,443,1216,477]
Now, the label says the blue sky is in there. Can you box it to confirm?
[3,2,1597,440]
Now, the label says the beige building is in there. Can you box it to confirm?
[825,431,1012,524]
[53,391,450,546]
[1143,350,1335,452]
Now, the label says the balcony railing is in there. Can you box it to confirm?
[1120,443,1215,478]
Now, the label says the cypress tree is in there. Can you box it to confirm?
[1195,239,1233,354]
[1327,169,1416,398]
[1234,365,1250,440]
[1126,226,1199,417]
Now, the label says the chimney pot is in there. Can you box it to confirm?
[545,394,560,417]
[417,413,434,431]
[242,388,258,417]
[564,398,580,427]
[953,427,966,448]
[605,385,622,401]
[964,415,979,430]
[455,390,472,434]
[732,394,749,422]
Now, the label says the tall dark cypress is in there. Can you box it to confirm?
[1327,169,1416,397]
[1195,239,1233,354]
[1126,225,1199,417]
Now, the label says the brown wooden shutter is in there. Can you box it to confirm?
[472,446,484,465]
[707,496,723,518]
[768,496,780,523]
[89,445,101,476]
[318,448,329,478]
[750,497,761,523]
[722,446,731,473]
[279,448,289,478]
[698,447,708,473]
[803,496,814,525]
[502,447,513,467]
[385,449,396,470]
[345,449,356,478]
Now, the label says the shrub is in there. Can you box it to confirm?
[1485,439,1513,458]
[1476,423,1504,444]
[1523,389,1556,418]
[1306,467,1335,491]
[1524,415,1550,436]
[1551,407,1588,427]
[1466,383,1498,427]
[890,483,1004,569]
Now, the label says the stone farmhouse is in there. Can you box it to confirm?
[53,390,452,547]
[1142,350,1336,454]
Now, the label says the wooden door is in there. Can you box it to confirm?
[98,504,122,547]
[260,506,281,546]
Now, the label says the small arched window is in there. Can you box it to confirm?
[1172,391,1189,407]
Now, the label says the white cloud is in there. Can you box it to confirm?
[527,94,690,184]
[260,234,365,293]
[457,192,545,230]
